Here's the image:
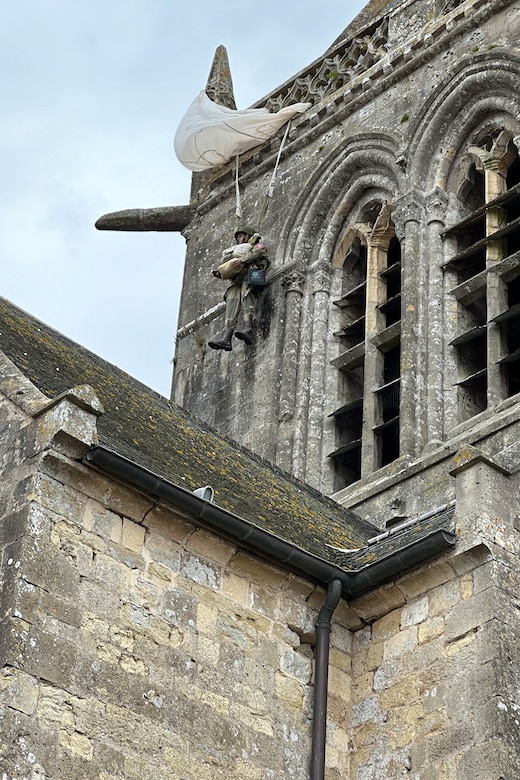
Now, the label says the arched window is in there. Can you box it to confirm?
[329,229,367,488]
[444,131,520,420]
[329,202,402,490]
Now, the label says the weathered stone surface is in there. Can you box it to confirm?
[20,535,81,597]
[0,667,39,714]
[351,582,407,621]
[3,1,520,778]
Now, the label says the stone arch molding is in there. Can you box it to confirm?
[407,55,520,192]
[332,223,372,269]
[279,134,401,273]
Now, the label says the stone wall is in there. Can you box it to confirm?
[347,542,520,778]
[340,445,520,778]
[0,385,355,779]
[2,369,519,777]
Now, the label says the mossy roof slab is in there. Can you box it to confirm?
[0,297,377,557]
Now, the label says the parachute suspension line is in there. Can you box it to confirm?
[235,155,242,222]
[268,120,291,198]
[232,120,293,231]
[257,120,292,229]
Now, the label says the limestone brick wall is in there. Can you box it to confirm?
[2,374,519,778]
[0,437,354,780]
[4,441,519,779]
[346,541,520,779]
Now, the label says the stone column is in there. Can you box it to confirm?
[469,132,515,404]
[276,270,306,474]
[425,189,449,448]
[469,132,512,262]
[394,193,426,459]
[304,264,332,488]
[361,209,394,477]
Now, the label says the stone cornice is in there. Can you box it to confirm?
[195,0,513,213]
[253,0,496,113]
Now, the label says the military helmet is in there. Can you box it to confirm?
[234,226,256,239]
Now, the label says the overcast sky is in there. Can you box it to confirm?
[1,1,366,397]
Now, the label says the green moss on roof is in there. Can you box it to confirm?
[0,297,377,559]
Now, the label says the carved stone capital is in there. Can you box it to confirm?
[393,191,425,233]
[425,188,449,225]
[369,202,396,247]
[310,264,333,295]
[282,270,306,296]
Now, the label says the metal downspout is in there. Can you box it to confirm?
[311,578,343,780]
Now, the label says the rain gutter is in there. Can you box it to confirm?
[85,445,456,600]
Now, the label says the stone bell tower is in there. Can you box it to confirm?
[97,0,520,510]
[90,6,520,776]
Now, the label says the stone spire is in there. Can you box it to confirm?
[205,45,236,109]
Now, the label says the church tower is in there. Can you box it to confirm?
[4,2,519,778]
[168,0,520,507]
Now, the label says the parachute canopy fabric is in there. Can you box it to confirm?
[174,91,312,172]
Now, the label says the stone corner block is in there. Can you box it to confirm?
[450,444,511,477]
[32,387,103,457]
[349,582,406,622]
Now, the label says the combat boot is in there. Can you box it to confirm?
[234,320,254,346]
[208,328,233,351]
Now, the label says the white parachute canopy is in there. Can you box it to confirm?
[174,91,312,172]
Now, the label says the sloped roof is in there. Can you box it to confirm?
[0,297,377,558]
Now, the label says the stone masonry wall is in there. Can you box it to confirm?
[0,427,354,780]
[2,373,519,777]
[346,543,520,779]
[341,448,520,778]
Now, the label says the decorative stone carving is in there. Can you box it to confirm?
[310,264,333,295]
[282,270,306,296]
[393,192,425,235]
[262,18,389,112]
[440,0,465,14]
[425,188,449,225]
